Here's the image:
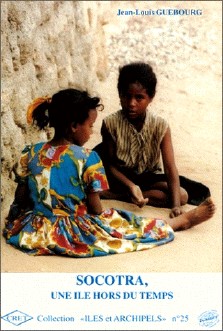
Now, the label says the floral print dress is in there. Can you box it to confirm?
[3,143,174,257]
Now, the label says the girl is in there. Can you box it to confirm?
[97,62,210,218]
[3,88,215,257]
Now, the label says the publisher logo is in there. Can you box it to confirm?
[1,310,33,326]
[199,310,219,328]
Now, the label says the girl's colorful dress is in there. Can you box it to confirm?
[3,143,174,257]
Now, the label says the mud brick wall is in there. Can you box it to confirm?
[1,1,110,215]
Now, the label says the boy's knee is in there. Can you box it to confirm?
[180,188,188,205]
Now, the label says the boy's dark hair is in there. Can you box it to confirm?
[32,88,103,135]
[117,62,157,98]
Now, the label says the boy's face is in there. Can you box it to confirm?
[119,82,152,121]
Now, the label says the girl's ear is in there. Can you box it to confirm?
[71,122,77,133]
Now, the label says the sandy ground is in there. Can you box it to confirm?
[1,1,222,273]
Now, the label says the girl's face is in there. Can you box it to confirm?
[72,109,97,146]
[120,82,152,121]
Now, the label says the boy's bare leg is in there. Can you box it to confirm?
[143,189,168,207]
[166,198,215,231]
[143,185,188,207]
[99,190,128,201]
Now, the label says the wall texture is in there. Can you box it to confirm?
[1,1,110,214]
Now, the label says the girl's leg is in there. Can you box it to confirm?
[166,198,215,231]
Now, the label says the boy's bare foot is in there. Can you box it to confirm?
[167,198,215,231]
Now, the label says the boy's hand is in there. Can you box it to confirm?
[130,185,148,208]
[169,206,184,218]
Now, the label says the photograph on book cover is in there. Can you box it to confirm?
[1,1,222,330]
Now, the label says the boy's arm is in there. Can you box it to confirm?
[101,122,148,208]
[160,127,183,216]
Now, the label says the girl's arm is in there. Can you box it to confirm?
[160,127,183,216]
[101,122,148,207]
[14,182,30,206]
[7,182,32,221]
[86,192,103,215]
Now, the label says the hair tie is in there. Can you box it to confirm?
[27,96,52,124]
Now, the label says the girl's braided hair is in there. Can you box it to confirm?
[29,89,103,136]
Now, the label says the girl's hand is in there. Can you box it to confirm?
[129,185,148,208]
[169,206,184,218]
[87,192,103,215]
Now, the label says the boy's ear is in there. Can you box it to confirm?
[148,97,154,104]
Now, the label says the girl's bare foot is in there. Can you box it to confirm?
[167,198,215,231]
